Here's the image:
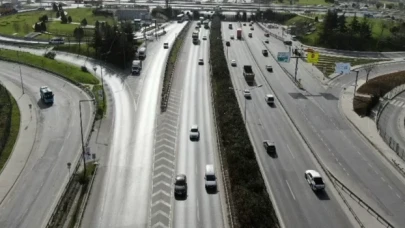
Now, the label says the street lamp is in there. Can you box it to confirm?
[17,46,25,94]
[79,99,95,179]
[229,84,262,125]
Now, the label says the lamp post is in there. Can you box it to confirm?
[229,84,262,126]
[79,99,95,178]
[17,47,25,94]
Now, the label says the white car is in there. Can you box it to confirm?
[198,58,204,65]
[190,125,200,140]
[265,94,274,105]
[231,60,236,66]
[243,89,251,98]
[305,170,325,191]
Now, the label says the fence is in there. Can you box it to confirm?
[0,83,12,155]
[376,84,405,163]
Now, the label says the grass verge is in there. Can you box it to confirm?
[313,55,387,77]
[160,21,190,112]
[92,85,106,120]
[53,44,96,58]
[0,48,99,84]
[0,87,20,171]
[353,71,405,116]
[210,15,279,228]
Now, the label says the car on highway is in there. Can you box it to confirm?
[243,89,251,98]
[264,40,269,44]
[250,27,254,31]
[262,50,268,56]
[248,33,252,38]
[265,94,275,105]
[264,33,269,37]
[49,37,65,45]
[263,140,276,153]
[203,35,207,40]
[190,125,200,140]
[226,41,230,46]
[292,36,297,41]
[163,42,169,49]
[243,23,246,26]
[230,35,234,39]
[198,58,204,65]
[174,174,187,196]
[205,164,217,191]
[305,170,325,191]
[231,59,237,66]
[266,65,273,72]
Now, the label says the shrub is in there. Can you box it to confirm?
[81,65,88,72]
[44,51,56,59]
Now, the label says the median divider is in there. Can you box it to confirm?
[160,21,190,113]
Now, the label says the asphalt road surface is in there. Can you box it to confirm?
[80,22,187,228]
[247,22,405,227]
[223,22,354,228]
[172,22,225,228]
[0,62,94,228]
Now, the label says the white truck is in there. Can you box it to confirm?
[132,60,142,75]
[40,86,54,104]
[138,47,146,59]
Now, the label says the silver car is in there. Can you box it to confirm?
[190,125,200,140]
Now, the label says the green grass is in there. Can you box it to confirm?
[53,43,96,58]
[285,15,314,26]
[0,49,99,84]
[92,85,106,120]
[0,9,114,39]
[296,0,331,6]
[0,90,20,171]
[314,55,387,77]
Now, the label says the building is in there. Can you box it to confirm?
[115,7,151,21]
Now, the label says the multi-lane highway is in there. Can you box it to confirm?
[0,62,94,228]
[78,22,187,228]
[222,22,354,228]
[245,21,405,226]
[172,22,225,228]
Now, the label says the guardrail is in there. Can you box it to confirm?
[242,25,395,228]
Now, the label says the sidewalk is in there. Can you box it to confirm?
[340,79,405,179]
[0,76,37,204]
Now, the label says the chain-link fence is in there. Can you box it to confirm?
[0,83,12,155]
[376,84,405,161]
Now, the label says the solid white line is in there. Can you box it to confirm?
[285,180,296,200]
[388,185,393,190]
[381,177,386,182]
[196,199,200,222]
[286,144,295,159]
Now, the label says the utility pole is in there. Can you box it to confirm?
[79,99,95,179]
[354,70,359,97]
[17,48,25,94]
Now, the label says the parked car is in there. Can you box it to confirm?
[190,125,200,140]
[305,170,326,191]
[174,174,187,196]
[263,140,276,153]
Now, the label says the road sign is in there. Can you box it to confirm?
[277,52,290,63]
[307,52,319,63]
[335,62,351,74]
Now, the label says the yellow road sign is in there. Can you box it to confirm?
[307,52,319,63]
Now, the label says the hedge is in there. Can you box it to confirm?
[209,15,280,228]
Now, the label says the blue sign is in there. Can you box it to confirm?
[277,52,290,63]
[335,62,351,74]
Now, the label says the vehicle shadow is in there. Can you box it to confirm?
[315,190,330,200]
[267,103,276,108]
[206,188,218,194]
[37,100,52,109]
[174,194,188,201]
[267,152,278,158]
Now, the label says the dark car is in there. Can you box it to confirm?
[174,174,187,196]
[226,41,230,46]
[262,50,268,56]
[263,140,276,153]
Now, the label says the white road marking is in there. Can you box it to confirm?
[357,151,361,155]
[338,162,342,167]
[285,180,296,200]
[396,193,401,199]
[388,185,393,190]
[286,144,295,159]
[196,199,200,222]
[381,177,386,182]
[331,153,335,157]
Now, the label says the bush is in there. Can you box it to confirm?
[44,51,56,59]
[81,65,88,72]
[209,15,279,228]
[92,9,114,17]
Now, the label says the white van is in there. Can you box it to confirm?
[138,47,146,59]
[265,94,274,105]
[205,164,217,190]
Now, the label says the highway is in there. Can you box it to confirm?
[172,22,225,228]
[78,22,187,228]
[0,62,94,228]
[247,22,405,226]
[223,22,353,228]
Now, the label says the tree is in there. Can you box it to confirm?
[235,11,240,20]
[34,23,41,32]
[56,11,60,18]
[81,18,88,27]
[349,14,360,34]
[40,21,46,31]
[52,2,58,11]
[363,64,376,81]
[61,12,68,24]
[376,2,382,9]
[386,4,394,9]
[74,27,85,49]
[337,14,347,33]
[193,10,200,20]
[39,15,48,22]
[376,21,388,49]
[122,21,134,45]
[359,18,372,40]
[23,23,30,34]
[95,20,100,29]
[314,16,318,22]
[242,11,247,21]
[13,23,21,34]
[58,3,63,11]
[68,16,72,23]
